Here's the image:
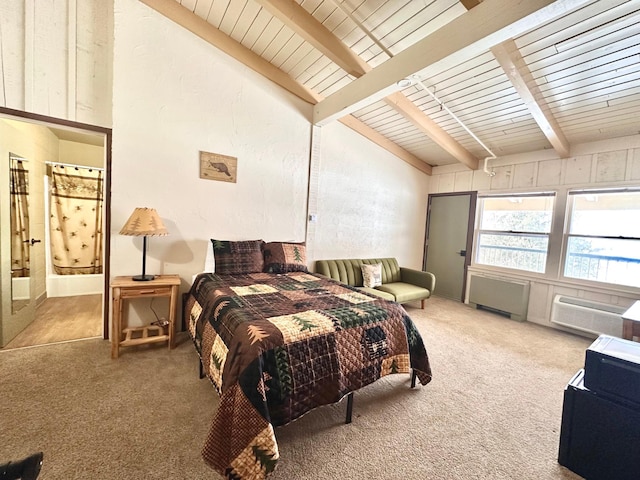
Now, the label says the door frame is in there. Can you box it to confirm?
[0,106,112,340]
[423,191,477,302]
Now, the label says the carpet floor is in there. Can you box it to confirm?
[0,296,591,479]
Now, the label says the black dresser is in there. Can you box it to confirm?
[558,335,640,480]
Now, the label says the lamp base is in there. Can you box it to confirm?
[132,274,155,281]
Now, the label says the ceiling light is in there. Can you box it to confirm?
[396,78,413,88]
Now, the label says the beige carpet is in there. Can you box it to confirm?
[0,296,591,479]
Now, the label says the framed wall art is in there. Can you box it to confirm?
[199,151,238,183]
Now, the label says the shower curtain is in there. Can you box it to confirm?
[49,164,104,275]
[9,158,30,278]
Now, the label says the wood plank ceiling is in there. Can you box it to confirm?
[141,0,640,175]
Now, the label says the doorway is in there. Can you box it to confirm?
[0,107,111,349]
[423,192,476,302]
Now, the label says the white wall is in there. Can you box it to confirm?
[428,135,640,330]
[1,0,438,331]
[58,141,104,169]
[112,0,431,280]
[110,0,432,323]
[110,0,311,323]
[309,121,429,270]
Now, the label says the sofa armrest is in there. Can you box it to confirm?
[399,267,436,293]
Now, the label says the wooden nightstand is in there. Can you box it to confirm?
[111,274,181,359]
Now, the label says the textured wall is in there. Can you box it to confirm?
[1,0,439,333]
[110,0,312,312]
[310,121,429,270]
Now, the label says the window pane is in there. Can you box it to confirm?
[480,196,554,233]
[476,233,548,273]
[570,191,640,237]
[564,236,640,288]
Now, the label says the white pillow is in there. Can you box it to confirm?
[362,263,382,288]
[204,241,215,272]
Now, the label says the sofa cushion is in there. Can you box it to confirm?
[361,263,382,288]
[316,259,365,286]
[359,287,395,301]
[376,282,431,303]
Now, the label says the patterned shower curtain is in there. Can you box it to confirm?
[10,157,30,278]
[49,164,104,275]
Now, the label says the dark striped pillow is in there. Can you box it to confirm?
[263,242,308,273]
[211,239,265,275]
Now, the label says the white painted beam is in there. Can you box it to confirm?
[263,0,474,167]
[491,39,570,158]
[313,0,593,125]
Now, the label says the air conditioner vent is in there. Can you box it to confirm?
[551,295,624,337]
[468,274,530,321]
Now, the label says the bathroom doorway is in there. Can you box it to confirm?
[0,107,111,350]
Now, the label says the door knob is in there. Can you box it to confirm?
[30,238,41,245]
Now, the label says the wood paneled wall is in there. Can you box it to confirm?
[0,0,113,127]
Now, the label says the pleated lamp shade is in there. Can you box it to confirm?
[120,208,168,281]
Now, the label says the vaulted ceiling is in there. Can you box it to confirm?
[140,0,640,175]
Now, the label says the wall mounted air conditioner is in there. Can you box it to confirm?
[551,295,626,337]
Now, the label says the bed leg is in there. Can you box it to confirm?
[182,292,189,332]
[199,361,205,379]
[345,392,354,424]
[411,369,417,388]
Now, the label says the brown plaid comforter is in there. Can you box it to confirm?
[185,271,432,479]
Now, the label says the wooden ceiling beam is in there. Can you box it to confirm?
[255,0,474,168]
[313,0,593,125]
[139,0,432,175]
[384,93,478,170]
[491,39,571,158]
[139,0,321,105]
[254,0,371,78]
[339,116,432,175]
[460,0,482,9]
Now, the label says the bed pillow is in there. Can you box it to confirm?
[263,242,308,273]
[361,263,382,288]
[210,239,265,275]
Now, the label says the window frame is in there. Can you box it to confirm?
[473,192,557,275]
[561,187,640,288]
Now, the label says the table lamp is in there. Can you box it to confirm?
[119,207,168,281]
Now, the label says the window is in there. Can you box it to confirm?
[475,193,555,273]
[564,189,640,288]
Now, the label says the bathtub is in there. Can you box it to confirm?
[46,273,103,297]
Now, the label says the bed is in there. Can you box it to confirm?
[184,240,432,480]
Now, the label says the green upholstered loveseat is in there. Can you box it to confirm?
[315,258,435,308]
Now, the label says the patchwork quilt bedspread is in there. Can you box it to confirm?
[185,271,432,480]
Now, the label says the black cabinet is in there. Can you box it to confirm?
[584,334,640,407]
[559,336,640,480]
